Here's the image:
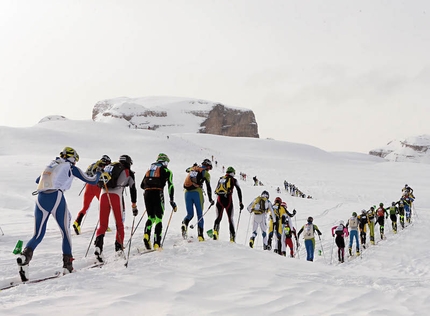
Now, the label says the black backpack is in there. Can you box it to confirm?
[98,162,124,189]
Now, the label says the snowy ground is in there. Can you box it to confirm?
[1,120,429,316]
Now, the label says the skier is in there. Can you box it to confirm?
[388,202,399,233]
[357,210,369,248]
[268,197,296,254]
[94,155,138,262]
[73,154,111,235]
[276,187,281,193]
[375,203,389,240]
[395,200,405,229]
[297,216,322,262]
[212,166,244,242]
[401,195,414,223]
[402,184,415,199]
[247,190,274,250]
[366,206,377,244]
[141,153,176,250]
[346,212,360,256]
[182,159,214,241]
[331,220,349,263]
[17,147,103,280]
[284,219,298,258]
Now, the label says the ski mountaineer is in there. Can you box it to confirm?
[401,195,414,224]
[345,212,360,256]
[212,166,244,242]
[388,202,399,233]
[395,200,405,229]
[94,155,138,262]
[73,155,111,235]
[268,197,296,255]
[402,184,415,199]
[331,221,349,263]
[17,147,103,280]
[284,217,298,258]
[297,216,322,262]
[357,210,369,249]
[366,206,377,245]
[181,159,214,241]
[247,190,274,249]
[141,153,176,250]
[375,203,389,240]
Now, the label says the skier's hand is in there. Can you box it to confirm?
[293,209,296,215]
[170,201,177,212]
[210,199,215,206]
[132,203,138,216]
[318,231,322,236]
[239,202,244,211]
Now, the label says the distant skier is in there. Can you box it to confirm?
[388,202,399,233]
[331,220,349,263]
[357,210,369,248]
[375,203,389,240]
[297,216,322,262]
[346,212,360,256]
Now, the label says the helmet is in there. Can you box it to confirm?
[100,155,111,165]
[307,216,313,223]
[281,202,287,208]
[119,155,133,166]
[260,190,269,199]
[202,159,212,169]
[379,203,384,207]
[352,212,357,217]
[392,201,396,206]
[339,220,344,226]
[370,206,375,210]
[361,209,366,214]
[226,166,235,175]
[274,197,282,204]
[405,184,408,187]
[157,153,170,163]
[60,147,79,163]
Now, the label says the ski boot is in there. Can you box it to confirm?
[230,233,235,243]
[73,213,84,235]
[94,235,104,263]
[63,254,74,275]
[348,247,352,256]
[17,247,33,282]
[143,233,152,250]
[115,241,125,259]
[281,251,286,257]
[198,227,205,242]
[181,221,188,239]
[249,237,255,248]
[213,224,219,240]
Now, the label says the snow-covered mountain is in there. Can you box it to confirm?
[369,134,430,163]
[91,96,259,138]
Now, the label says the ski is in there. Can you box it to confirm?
[1,271,61,291]
[136,247,157,255]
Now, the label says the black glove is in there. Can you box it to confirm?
[210,200,215,206]
[293,209,296,215]
[318,231,322,236]
[239,202,244,211]
[170,201,177,212]
[132,203,138,216]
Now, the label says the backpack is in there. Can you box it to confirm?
[214,176,233,195]
[335,225,344,236]
[142,163,164,189]
[98,162,124,189]
[377,207,385,217]
[250,197,266,214]
[184,166,205,189]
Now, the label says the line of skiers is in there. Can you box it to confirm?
[331,185,415,263]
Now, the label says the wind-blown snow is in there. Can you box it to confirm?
[1,119,429,315]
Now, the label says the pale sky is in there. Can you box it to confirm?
[1,0,429,153]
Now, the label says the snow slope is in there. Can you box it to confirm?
[0,119,429,316]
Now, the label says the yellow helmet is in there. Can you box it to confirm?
[60,147,79,163]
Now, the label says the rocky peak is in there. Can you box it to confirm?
[369,135,430,163]
[92,96,259,138]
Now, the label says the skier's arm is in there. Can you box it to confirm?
[71,165,101,185]
[234,179,243,204]
[297,226,304,238]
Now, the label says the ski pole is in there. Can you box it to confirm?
[318,234,326,262]
[236,210,242,234]
[124,209,147,249]
[245,212,252,245]
[124,215,135,268]
[330,235,335,265]
[161,208,175,247]
[85,219,99,257]
[190,204,213,229]
[0,226,4,236]
[78,183,86,196]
